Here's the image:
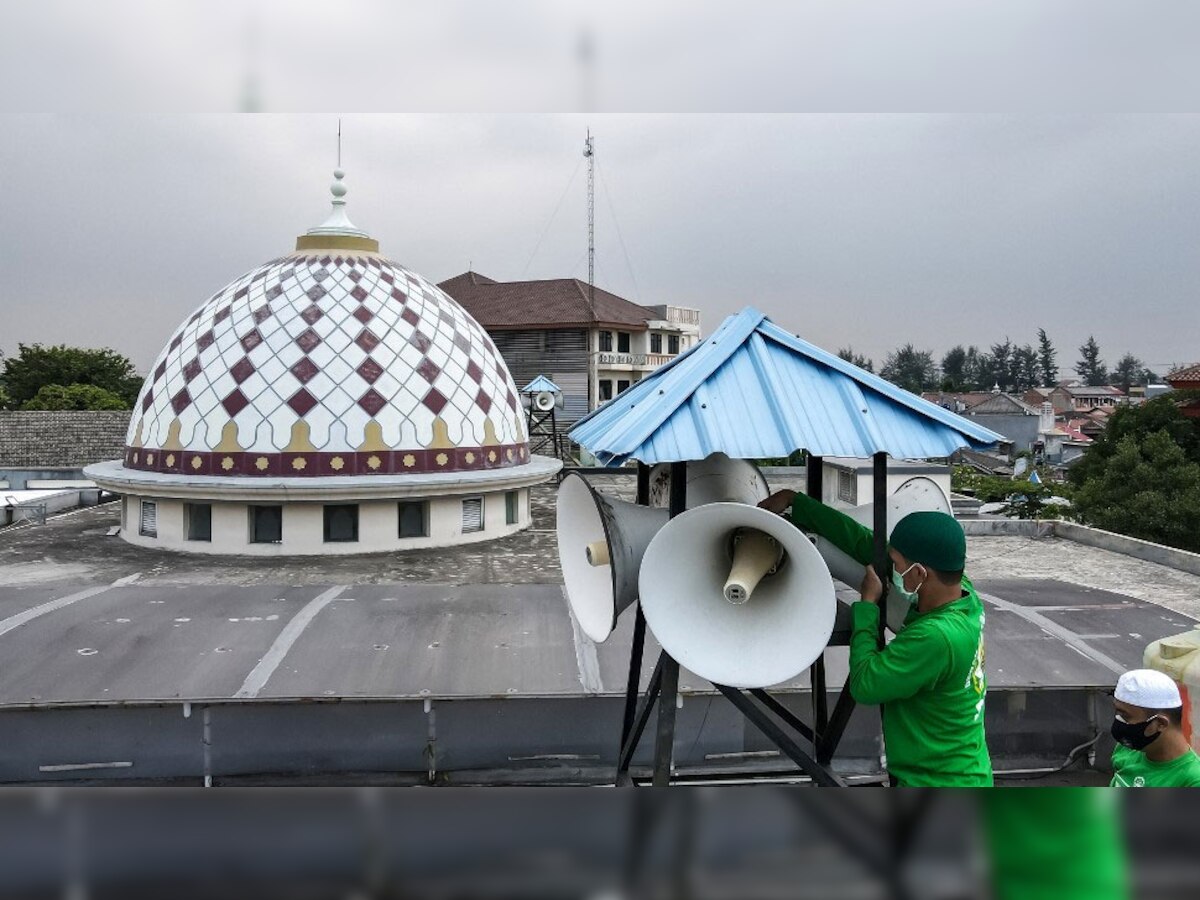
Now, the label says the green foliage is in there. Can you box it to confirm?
[951,465,1066,520]
[1071,430,1200,553]
[1036,328,1058,385]
[0,384,10,410]
[21,383,129,411]
[1068,395,1200,488]
[2,343,140,408]
[1075,336,1109,387]
[880,344,938,393]
[836,347,874,373]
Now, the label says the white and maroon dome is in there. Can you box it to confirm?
[124,175,527,479]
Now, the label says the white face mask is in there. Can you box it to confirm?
[891,562,925,604]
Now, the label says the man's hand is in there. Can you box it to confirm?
[757,489,797,515]
[860,564,883,604]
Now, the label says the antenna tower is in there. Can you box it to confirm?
[584,130,595,313]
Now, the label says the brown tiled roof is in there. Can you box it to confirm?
[921,391,995,410]
[964,393,1040,416]
[1167,363,1200,385]
[437,272,656,330]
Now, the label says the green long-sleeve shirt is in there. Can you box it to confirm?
[789,492,993,787]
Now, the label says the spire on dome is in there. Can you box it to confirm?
[295,128,380,252]
[306,168,370,239]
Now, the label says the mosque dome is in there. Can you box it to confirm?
[87,167,558,556]
[123,170,529,478]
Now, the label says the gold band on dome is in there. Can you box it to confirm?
[295,234,380,252]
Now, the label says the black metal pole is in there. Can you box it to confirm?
[873,452,889,651]
[651,461,688,787]
[618,463,652,755]
[806,454,828,744]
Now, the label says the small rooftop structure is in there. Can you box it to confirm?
[571,307,1002,465]
[520,375,562,394]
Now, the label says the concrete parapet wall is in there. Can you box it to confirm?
[964,518,1200,576]
[1053,521,1200,577]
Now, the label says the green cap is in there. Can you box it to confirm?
[889,511,966,572]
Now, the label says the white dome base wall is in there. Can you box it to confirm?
[118,489,533,556]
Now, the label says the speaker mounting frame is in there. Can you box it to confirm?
[613,452,896,787]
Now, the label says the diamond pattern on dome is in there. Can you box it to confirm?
[126,252,528,476]
[358,388,387,416]
[288,388,318,416]
[231,357,256,384]
[291,357,319,383]
[296,328,322,353]
[357,358,383,384]
[355,328,380,353]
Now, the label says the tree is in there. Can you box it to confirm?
[1111,353,1150,394]
[836,347,874,373]
[1013,344,1040,392]
[20,383,130,411]
[1,343,140,408]
[1036,328,1058,386]
[1071,430,1200,553]
[962,346,987,392]
[880,344,938,394]
[940,346,968,390]
[1068,394,1200,488]
[990,339,1014,391]
[1075,336,1109,387]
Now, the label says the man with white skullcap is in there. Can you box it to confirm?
[1110,668,1200,787]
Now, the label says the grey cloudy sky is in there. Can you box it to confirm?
[1,114,1197,376]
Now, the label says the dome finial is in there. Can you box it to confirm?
[296,119,379,250]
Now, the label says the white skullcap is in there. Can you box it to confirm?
[1115,669,1182,709]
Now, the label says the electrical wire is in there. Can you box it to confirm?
[992,730,1103,780]
[595,158,642,303]
[520,156,584,279]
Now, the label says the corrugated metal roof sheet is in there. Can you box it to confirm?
[570,307,1004,466]
[521,375,562,393]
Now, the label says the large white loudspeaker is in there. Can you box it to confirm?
[556,472,670,643]
[648,452,770,508]
[639,503,837,689]
[811,476,953,633]
[533,391,557,411]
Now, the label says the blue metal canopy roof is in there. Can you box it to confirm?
[569,307,1003,466]
[521,375,562,394]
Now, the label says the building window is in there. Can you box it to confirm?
[617,332,631,353]
[185,503,212,542]
[837,470,857,505]
[650,333,662,353]
[617,379,631,394]
[668,334,680,355]
[505,490,519,525]
[324,505,359,543]
[250,505,283,543]
[598,331,613,351]
[139,500,157,538]
[399,500,428,538]
[599,380,614,401]
[462,497,484,533]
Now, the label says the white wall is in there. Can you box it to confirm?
[117,489,530,556]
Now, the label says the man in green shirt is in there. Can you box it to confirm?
[760,490,991,786]
[1110,668,1200,787]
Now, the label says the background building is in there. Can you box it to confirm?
[439,272,701,422]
